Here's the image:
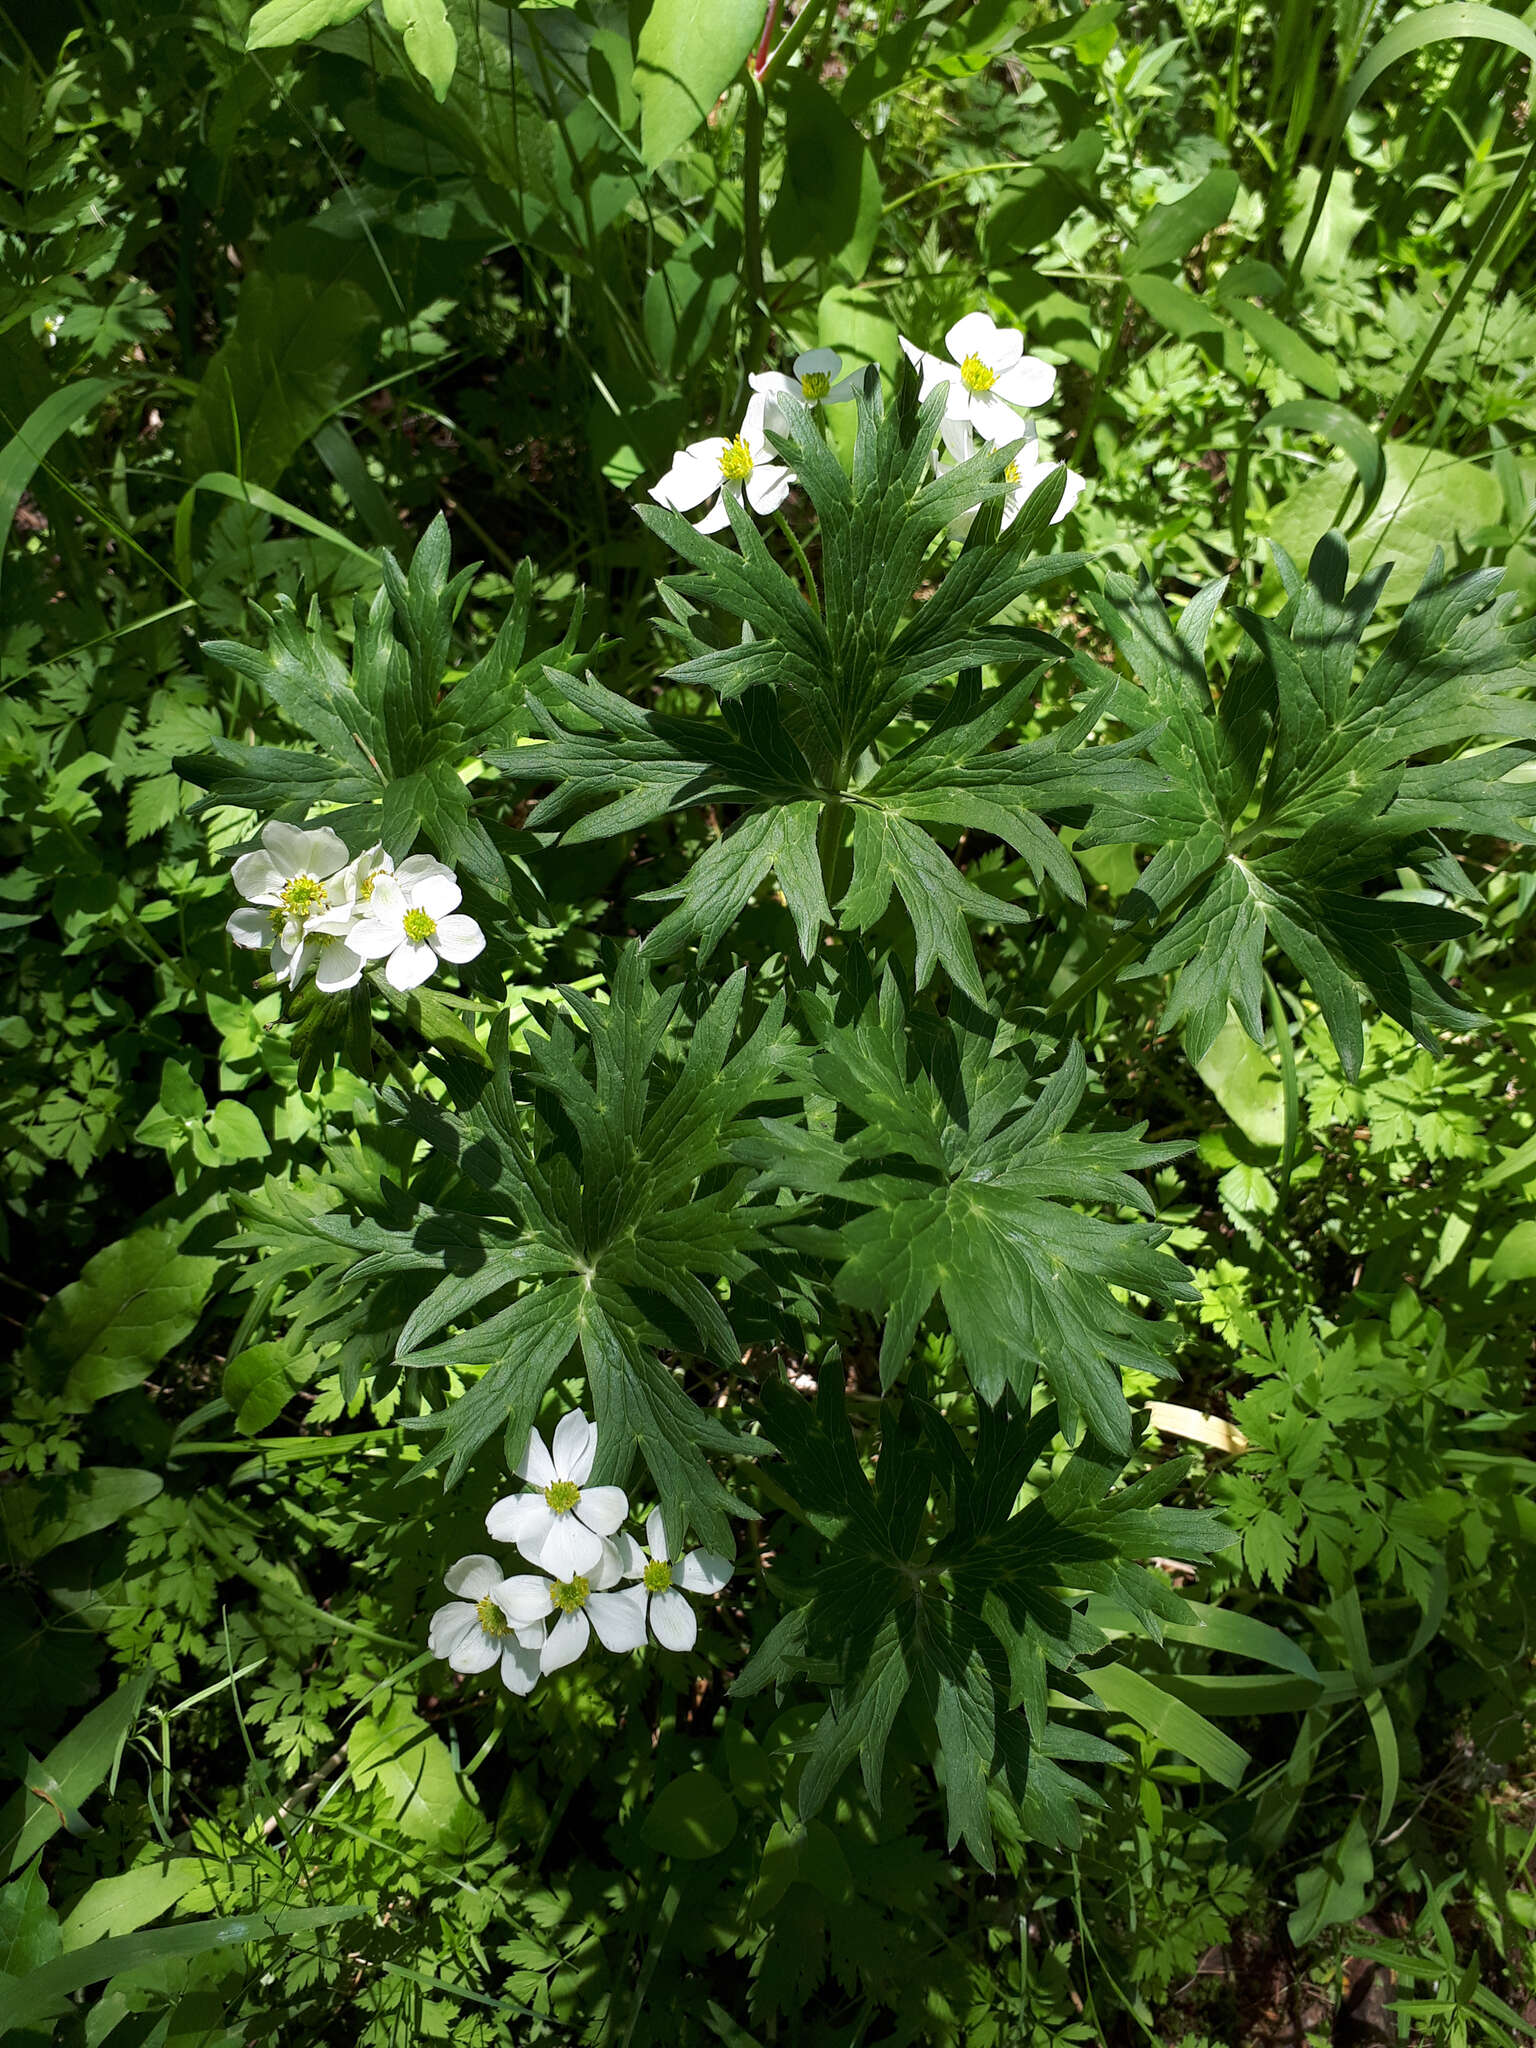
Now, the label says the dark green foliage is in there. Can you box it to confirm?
[1086,533,1536,1074]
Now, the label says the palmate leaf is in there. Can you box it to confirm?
[758,973,1193,1453]
[1083,531,1536,1076]
[733,1370,1232,1870]
[286,948,791,1551]
[495,368,1161,999]
[179,518,589,905]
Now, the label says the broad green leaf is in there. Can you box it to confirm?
[0,378,116,599]
[1,1467,164,1563]
[28,1227,217,1409]
[1484,1219,1536,1290]
[0,1866,60,1977]
[1087,1662,1249,1788]
[381,0,457,99]
[349,1701,472,1846]
[1287,1813,1374,1944]
[60,1859,207,1953]
[222,1342,316,1435]
[635,0,763,168]
[182,224,387,488]
[1,1902,363,2031]
[1194,1012,1285,1149]
[1124,168,1239,274]
[642,1772,738,1860]
[1269,440,1504,606]
[767,75,883,282]
[2,1673,152,1877]
[246,0,371,48]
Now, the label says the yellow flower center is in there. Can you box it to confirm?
[402,907,437,942]
[800,370,831,400]
[543,1479,581,1516]
[476,1595,512,1637]
[960,352,996,393]
[358,868,379,902]
[549,1575,590,1615]
[718,435,754,483]
[642,1559,673,1594]
[1004,459,1021,487]
[279,875,327,917]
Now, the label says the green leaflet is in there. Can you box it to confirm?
[502,363,1162,999]
[1082,530,1536,1076]
[761,973,1194,1452]
[733,1372,1229,1870]
[256,949,788,1550]
[181,519,586,909]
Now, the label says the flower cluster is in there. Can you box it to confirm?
[647,314,1084,537]
[226,822,485,994]
[428,1408,733,1697]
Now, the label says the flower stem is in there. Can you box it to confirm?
[753,0,782,78]
[773,509,820,614]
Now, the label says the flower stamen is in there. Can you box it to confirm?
[960,352,996,393]
[402,907,437,942]
[642,1559,673,1594]
[279,875,328,917]
[717,435,755,483]
[543,1479,581,1516]
[476,1595,512,1637]
[800,370,831,400]
[549,1575,590,1615]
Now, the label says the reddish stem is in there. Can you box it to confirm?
[753,0,784,79]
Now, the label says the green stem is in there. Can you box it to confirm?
[742,75,766,331]
[817,796,846,910]
[1071,280,1129,468]
[1334,129,1536,529]
[773,508,820,614]
[758,0,835,88]
[1043,926,1142,1022]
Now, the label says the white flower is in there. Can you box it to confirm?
[495,1539,648,1674]
[427,1553,545,1696]
[616,1509,733,1652]
[648,392,794,535]
[485,1409,630,1579]
[938,422,1086,535]
[900,312,1057,443]
[42,313,63,347]
[748,347,862,435]
[226,821,360,989]
[349,854,485,992]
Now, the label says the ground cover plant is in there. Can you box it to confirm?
[3,1,1536,2043]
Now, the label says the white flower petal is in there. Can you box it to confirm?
[346,914,399,962]
[740,391,771,446]
[539,1609,590,1672]
[644,1506,670,1562]
[497,1573,557,1626]
[588,1584,649,1653]
[993,355,1056,409]
[612,1531,647,1580]
[394,854,453,889]
[648,1588,698,1652]
[824,371,862,404]
[513,1428,556,1488]
[314,941,364,993]
[676,1548,733,1596]
[539,1513,603,1580]
[263,821,349,878]
[944,310,1003,365]
[694,490,732,534]
[968,389,1026,441]
[431,913,484,965]
[448,1630,501,1675]
[748,371,798,401]
[226,906,269,949]
[585,1538,626,1591]
[744,464,791,516]
[793,346,842,379]
[498,1637,542,1696]
[414,872,461,920]
[427,1601,479,1660]
[444,1554,506,1600]
[385,939,438,990]
[231,851,287,904]
[575,1485,628,1537]
[499,1498,557,1563]
[651,445,724,512]
[551,1410,597,1485]
[512,1616,547,1649]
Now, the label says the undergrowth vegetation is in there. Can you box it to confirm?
[3,1,1536,2043]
